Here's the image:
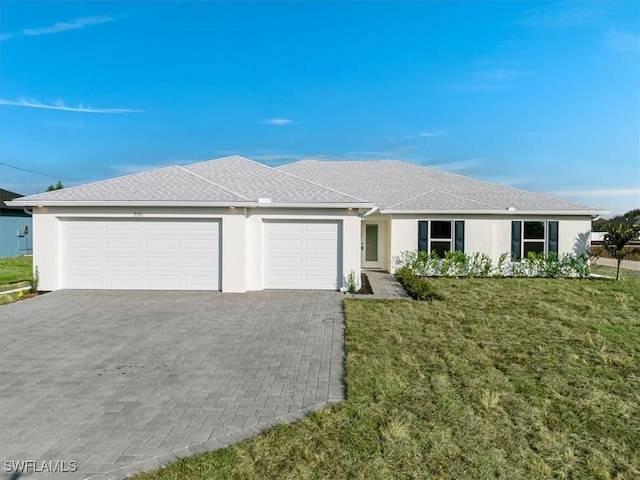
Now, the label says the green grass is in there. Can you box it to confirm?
[591,263,640,281]
[135,278,640,480]
[0,256,33,286]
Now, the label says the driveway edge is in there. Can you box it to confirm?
[88,296,347,480]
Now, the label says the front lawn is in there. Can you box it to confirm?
[136,278,639,479]
[0,255,33,286]
[591,263,640,281]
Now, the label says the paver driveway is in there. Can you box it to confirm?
[0,290,345,480]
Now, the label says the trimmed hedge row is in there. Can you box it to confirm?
[394,250,591,278]
[395,266,441,301]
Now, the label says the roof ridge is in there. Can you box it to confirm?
[193,155,369,202]
[279,169,370,202]
[413,162,591,208]
[14,164,182,201]
[386,189,436,209]
[437,190,503,209]
[177,165,250,201]
[275,164,371,203]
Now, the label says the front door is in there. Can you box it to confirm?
[362,223,382,269]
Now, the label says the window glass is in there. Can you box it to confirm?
[523,221,545,240]
[431,241,450,258]
[523,241,545,256]
[431,221,452,239]
[365,224,378,261]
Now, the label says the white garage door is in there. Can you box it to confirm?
[61,218,220,290]
[264,220,341,290]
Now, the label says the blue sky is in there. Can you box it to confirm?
[1,1,638,215]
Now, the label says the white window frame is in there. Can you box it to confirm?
[418,220,460,257]
[521,220,547,257]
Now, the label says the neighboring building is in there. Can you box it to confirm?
[0,189,33,258]
[8,156,604,292]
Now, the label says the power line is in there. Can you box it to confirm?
[0,161,77,181]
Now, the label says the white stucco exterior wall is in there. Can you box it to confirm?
[30,206,359,292]
[388,213,593,271]
[31,208,61,291]
[221,211,246,292]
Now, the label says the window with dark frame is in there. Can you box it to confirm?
[418,220,464,258]
[511,220,559,259]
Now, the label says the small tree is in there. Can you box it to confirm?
[47,181,63,191]
[600,223,640,280]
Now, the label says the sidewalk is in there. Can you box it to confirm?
[350,270,410,299]
[594,257,640,271]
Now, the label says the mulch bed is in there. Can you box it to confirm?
[356,273,374,295]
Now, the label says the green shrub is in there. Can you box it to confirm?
[395,267,441,301]
[393,250,590,279]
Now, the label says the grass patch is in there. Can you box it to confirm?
[591,264,640,281]
[135,278,640,479]
[0,256,33,286]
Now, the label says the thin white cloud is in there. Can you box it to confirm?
[519,2,606,29]
[406,130,447,139]
[550,188,640,198]
[429,158,484,173]
[446,69,525,91]
[250,153,301,162]
[110,163,175,175]
[605,28,640,53]
[1,98,144,114]
[261,118,294,126]
[1,15,114,42]
[419,131,447,137]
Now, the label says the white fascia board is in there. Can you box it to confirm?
[6,200,259,208]
[256,202,375,209]
[7,199,375,209]
[381,209,608,216]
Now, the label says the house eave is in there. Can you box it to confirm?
[380,208,608,216]
[6,200,374,210]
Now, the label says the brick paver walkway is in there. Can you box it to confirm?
[0,290,344,479]
[354,270,410,299]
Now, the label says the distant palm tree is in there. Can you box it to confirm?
[600,223,640,280]
[46,181,63,191]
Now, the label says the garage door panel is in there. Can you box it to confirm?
[105,238,140,249]
[145,275,180,286]
[61,219,220,290]
[267,257,302,267]
[105,257,140,267]
[67,238,101,249]
[185,238,215,249]
[267,239,303,249]
[144,222,179,232]
[144,238,180,249]
[264,221,341,290]
[105,274,140,287]
[145,257,179,268]
[106,222,139,232]
[304,257,335,268]
[66,257,100,267]
[305,239,336,249]
[184,256,218,268]
[66,274,101,287]
[186,274,219,286]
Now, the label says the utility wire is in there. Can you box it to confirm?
[0,161,77,181]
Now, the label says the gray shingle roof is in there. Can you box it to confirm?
[12,155,600,213]
[277,159,600,213]
[184,156,366,204]
[13,165,247,203]
[11,156,369,206]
